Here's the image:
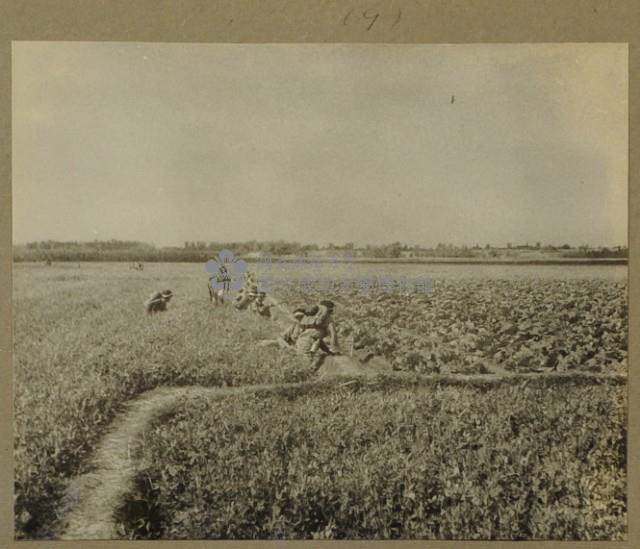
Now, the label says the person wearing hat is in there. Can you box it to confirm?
[233,281,259,311]
[295,300,340,357]
[278,307,307,347]
[258,307,307,349]
[251,291,273,319]
[145,289,173,314]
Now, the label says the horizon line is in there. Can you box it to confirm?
[12,239,629,250]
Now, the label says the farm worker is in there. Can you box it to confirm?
[233,283,258,310]
[251,291,273,319]
[258,308,307,349]
[208,276,225,306]
[216,264,232,292]
[145,289,173,314]
[233,288,250,310]
[246,283,259,295]
[278,308,307,347]
[241,271,257,291]
[304,305,320,317]
[295,300,340,357]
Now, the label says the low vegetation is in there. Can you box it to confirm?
[13,262,628,539]
[13,263,311,537]
[119,380,626,540]
[273,278,627,375]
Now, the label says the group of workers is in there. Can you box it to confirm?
[145,270,340,361]
[234,272,340,356]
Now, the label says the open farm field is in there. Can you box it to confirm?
[13,262,312,537]
[257,262,628,375]
[13,261,628,540]
[121,379,626,540]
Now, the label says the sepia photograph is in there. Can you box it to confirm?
[11,42,628,541]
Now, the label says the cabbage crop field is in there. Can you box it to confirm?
[13,261,628,540]
[269,273,627,376]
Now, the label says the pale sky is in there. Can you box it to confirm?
[12,42,628,248]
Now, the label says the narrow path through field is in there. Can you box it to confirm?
[55,368,625,539]
[55,362,373,540]
[52,295,627,540]
[58,386,213,539]
[55,295,372,539]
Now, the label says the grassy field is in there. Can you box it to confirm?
[120,380,626,540]
[13,262,312,537]
[13,261,628,539]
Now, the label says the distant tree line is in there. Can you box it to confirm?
[15,240,159,262]
[13,239,628,262]
[183,240,320,256]
[24,239,154,251]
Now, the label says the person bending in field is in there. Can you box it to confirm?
[295,300,341,357]
[232,287,249,309]
[251,291,273,319]
[145,289,173,314]
[278,307,307,347]
[258,307,307,349]
[233,284,258,310]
